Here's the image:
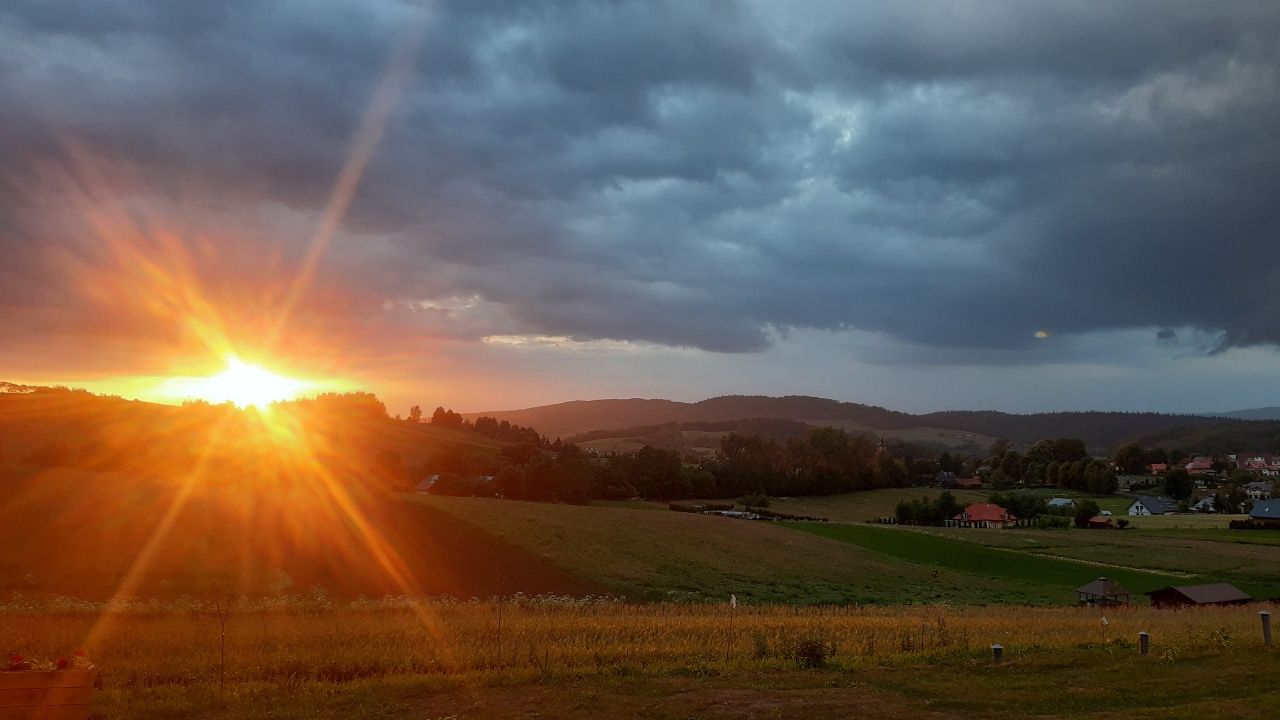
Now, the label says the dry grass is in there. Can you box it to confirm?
[5,597,1273,691]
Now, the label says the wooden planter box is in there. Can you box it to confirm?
[0,671,94,720]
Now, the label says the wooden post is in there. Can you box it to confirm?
[1261,611,1272,647]
[1139,631,1149,655]
[991,644,1003,664]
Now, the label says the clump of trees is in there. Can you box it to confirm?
[894,492,963,526]
[425,406,553,448]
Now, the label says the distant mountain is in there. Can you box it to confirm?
[465,395,1252,452]
[1202,407,1280,421]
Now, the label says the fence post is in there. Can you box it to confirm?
[1139,631,1149,656]
[991,644,1003,664]
[1261,611,1272,647]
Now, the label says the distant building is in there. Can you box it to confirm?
[953,503,1016,529]
[1191,495,1216,513]
[1185,456,1215,475]
[1146,583,1252,608]
[1148,463,1168,475]
[1076,577,1131,606]
[1245,481,1274,501]
[1237,454,1280,477]
[1087,516,1115,529]
[1250,499,1280,521]
[415,475,439,494]
[1046,497,1076,511]
[954,478,983,490]
[937,471,956,487]
[1128,496,1179,516]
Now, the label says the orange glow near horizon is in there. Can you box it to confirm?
[160,356,314,408]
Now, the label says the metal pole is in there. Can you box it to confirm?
[1261,611,1272,647]
[1139,631,1149,656]
[991,644,1003,664]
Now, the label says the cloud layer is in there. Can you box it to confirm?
[2,0,1279,385]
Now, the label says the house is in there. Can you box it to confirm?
[1245,481,1274,501]
[1237,454,1280,477]
[1145,583,1252,608]
[1250,500,1280,521]
[1076,577,1131,606]
[1128,496,1179,515]
[954,478,983,490]
[1185,456,1215,475]
[1087,515,1115,529]
[1148,463,1168,475]
[1191,495,1216,513]
[937,471,956,487]
[1046,497,1076,511]
[415,475,439,494]
[953,503,1016,528]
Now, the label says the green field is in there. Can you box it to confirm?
[414,495,1119,605]
[787,522,1280,601]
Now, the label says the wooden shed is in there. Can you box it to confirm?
[1145,583,1252,608]
[1076,577,1131,606]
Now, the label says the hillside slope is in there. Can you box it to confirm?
[0,462,594,599]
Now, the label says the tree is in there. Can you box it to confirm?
[1074,500,1101,528]
[1112,442,1146,475]
[999,451,1023,482]
[407,405,423,423]
[989,438,1011,462]
[1163,468,1194,501]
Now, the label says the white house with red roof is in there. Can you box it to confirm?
[953,503,1017,529]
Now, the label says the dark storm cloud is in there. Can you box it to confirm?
[2,0,1279,362]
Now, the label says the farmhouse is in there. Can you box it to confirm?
[1145,583,1252,608]
[954,478,983,490]
[953,503,1016,528]
[1087,516,1115,529]
[1191,495,1216,513]
[415,475,439,494]
[1148,463,1168,475]
[1128,496,1178,516]
[1076,577,1131,606]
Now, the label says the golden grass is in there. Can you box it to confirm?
[5,598,1273,691]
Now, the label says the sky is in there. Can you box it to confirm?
[2,0,1279,415]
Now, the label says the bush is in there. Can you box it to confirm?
[1035,515,1071,529]
[737,493,770,507]
[790,635,833,669]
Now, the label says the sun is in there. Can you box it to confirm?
[185,357,310,408]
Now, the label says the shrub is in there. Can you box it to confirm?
[790,635,833,669]
[737,493,770,508]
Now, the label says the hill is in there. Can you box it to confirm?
[467,395,1254,452]
[1204,407,1280,421]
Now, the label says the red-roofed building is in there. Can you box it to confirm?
[1087,516,1115,529]
[953,503,1016,529]
[954,478,983,490]
[1148,463,1168,475]
[1185,456,1215,475]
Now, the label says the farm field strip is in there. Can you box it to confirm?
[783,522,1202,598]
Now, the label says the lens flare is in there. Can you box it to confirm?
[179,356,309,408]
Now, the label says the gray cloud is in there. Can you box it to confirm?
[2,0,1279,365]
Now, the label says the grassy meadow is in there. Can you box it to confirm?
[7,598,1280,718]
